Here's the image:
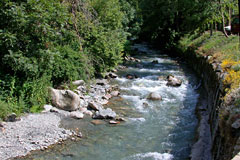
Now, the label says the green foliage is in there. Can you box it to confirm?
[0,0,136,118]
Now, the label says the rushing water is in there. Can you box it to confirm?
[20,44,200,160]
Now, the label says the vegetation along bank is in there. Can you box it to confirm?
[1,0,240,159]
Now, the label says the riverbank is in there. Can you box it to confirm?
[176,31,240,160]
[0,76,124,159]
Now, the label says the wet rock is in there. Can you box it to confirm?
[108,72,118,79]
[93,108,117,119]
[158,76,165,80]
[72,80,85,86]
[111,91,120,97]
[126,74,138,79]
[115,117,127,122]
[49,88,81,111]
[88,102,102,111]
[96,79,108,86]
[135,59,141,63]
[70,111,84,119]
[109,120,120,124]
[91,120,105,125]
[152,60,159,64]
[147,92,162,101]
[166,75,182,87]
[5,113,19,122]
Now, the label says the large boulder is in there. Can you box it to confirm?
[147,92,162,101]
[93,108,117,119]
[166,75,182,87]
[49,88,81,111]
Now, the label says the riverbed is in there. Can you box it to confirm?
[17,44,201,160]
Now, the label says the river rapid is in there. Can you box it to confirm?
[19,44,201,160]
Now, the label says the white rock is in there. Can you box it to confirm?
[49,88,81,111]
[70,111,84,119]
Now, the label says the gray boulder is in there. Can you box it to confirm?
[166,75,182,87]
[93,108,117,119]
[147,92,162,101]
[111,91,120,97]
[49,88,81,111]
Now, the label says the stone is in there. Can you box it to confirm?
[126,74,138,79]
[79,107,87,113]
[42,105,53,112]
[102,94,112,100]
[91,120,105,125]
[152,60,159,64]
[70,111,84,119]
[49,88,81,111]
[109,120,120,124]
[5,113,18,122]
[0,122,4,128]
[84,110,93,116]
[108,72,118,79]
[96,79,108,86]
[135,59,141,63]
[115,117,126,122]
[147,92,162,101]
[166,75,182,87]
[72,80,85,86]
[111,91,120,97]
[93,108,117,119]
[88,102,102,111]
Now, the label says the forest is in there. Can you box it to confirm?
[0,0,239,119]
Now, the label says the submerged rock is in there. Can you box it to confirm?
[152,60,159,64]
[93,108,117,119]
[166,75,182,87]
[49,88,81,111]
[126,74,138,79]
[147,92,162,101]
[91,120,105,125]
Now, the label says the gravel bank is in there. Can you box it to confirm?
[0,113,73,160]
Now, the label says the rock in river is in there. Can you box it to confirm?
[88,102,102,111]
[166,75,182,87]
[93,108,117,119]
[147,92,162,101]
[49,88,81,111]
[70,111,84,119]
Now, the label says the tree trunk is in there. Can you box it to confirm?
[219,0,229,37]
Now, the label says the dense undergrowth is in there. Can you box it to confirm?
[0,0,140,119]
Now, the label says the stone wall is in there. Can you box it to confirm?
[176,49,239,160]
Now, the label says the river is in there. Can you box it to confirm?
[19,44,200,160]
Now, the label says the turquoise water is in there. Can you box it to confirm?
[20,44,200,160]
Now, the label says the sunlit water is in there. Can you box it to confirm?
[19,44,200,160]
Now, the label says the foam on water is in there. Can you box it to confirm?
[127,152,173,160]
